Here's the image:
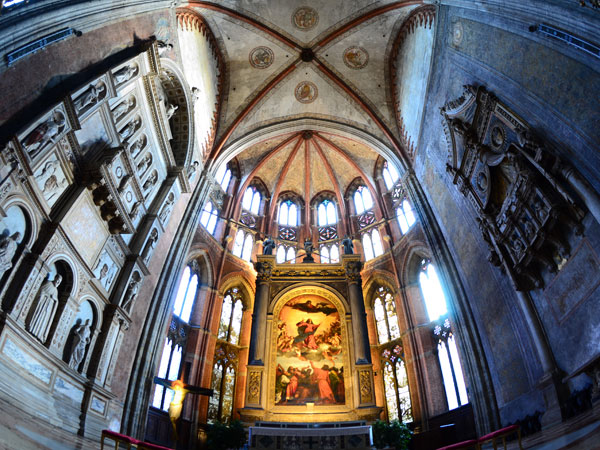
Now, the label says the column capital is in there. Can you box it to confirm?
[342,254,362,283]
[254,255,275,283]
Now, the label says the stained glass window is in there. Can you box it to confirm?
[319,244,339,264]
[152,263,198,410]
[396,199,416,235]
[374,286,400,345]
[381,344,412,423]
[232,229,253,261]
[279,200,298,226]
[209,288,244,423]
[200,201,218,235]
[242,187,261,215]
[362,229,383,261]
[382,162,400,190]
[422,262,469,410]
[353,186,373,214]
[215,164,232,191]
[317,199,337,226]
[276,245,296,263]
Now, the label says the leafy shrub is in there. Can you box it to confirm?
[206,420,246,450]
[372,420,412,450]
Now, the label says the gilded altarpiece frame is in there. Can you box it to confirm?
[264,286,358,422]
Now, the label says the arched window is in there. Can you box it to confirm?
[362,229,384,261]
[278,200,298,226]
[382,161,400,190]
[200,201,218,235]
[317,199,337,226]
[215,164,232,191]
[276,244,296,263]
[353,186,373,214]
[208,288,244,423]
[396,199,416,235]
[373,285,412,423]
[232,229,253,262]
[242,187,261,215]
[152,264,198,411]
[419,260,468,410]
[319,244,339,264]
[373,286,401,344]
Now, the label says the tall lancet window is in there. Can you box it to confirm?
[208,287,244,423]
[317,199,339,263]
[419,260,468,410]
[152,263,198,411]
[200,200,218,235]
[374,286,412,423]
[382,161,400,190]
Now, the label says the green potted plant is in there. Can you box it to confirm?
[372,420,412,450]
[205,420,246,450]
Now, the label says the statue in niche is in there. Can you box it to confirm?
[21,112,66,157]
[187,161,199,181]
[165,103,178,120]
[128,135,146,159]
[143,170,158,194]
[342,235,354,255]
[0,232,21,279]
[141,228,158,263]
[113,64,138,85]
[112,96,136,122]
[74,82,106,113]
[262,235,275,255]
[129,201,142,220]
[68,319,91,371]
[136,153,152,176]
[159,193,175,224]
[303,239,314,262]
[191,87,201,104]
[119,117,141,142]
[157,41,173,57]
[28,274,62,342]
[121,274,141,312]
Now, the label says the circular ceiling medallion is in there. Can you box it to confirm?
[292,7,318,30]
[490,125,506,151]
[343,46,369,69]
[249,46,274,69]
[295,81,318,103]
[452,21,463,46]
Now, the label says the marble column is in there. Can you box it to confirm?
[342,255,371,365]
[247,256,274,365]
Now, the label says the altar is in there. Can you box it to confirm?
[248,421,373,450]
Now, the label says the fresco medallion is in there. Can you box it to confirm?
[295,81,318,104]
[249,46,274,69]
[292,7,318,30]
[275,295,345,405]
[343,46,369,69]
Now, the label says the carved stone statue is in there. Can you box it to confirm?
[69,319,91,371]
[165,103,178,120]
[342,235,354,255]
[0,231,21,279]
[113,64,138,85]
[74,82,106,113]
[129,201,141,220]
[191,87,201,104]
[159,193,175,224]
[142,228,158,263]
[28,274,62,342]
[187,161,199,181]
[303,238,314,262]
[21,113,65,157]
[121,275,141,312]
[157,41,174,57]
[128,135,146,159]
[136,153,152,175]
[113,96,136,122]
[119,117,141,141]
[262,235,275,255]
[143,171,158,193]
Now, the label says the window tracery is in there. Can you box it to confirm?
[373,286,412,422]
[152,264,197,411]
[232,229,253,261]
[419,260,468,410]
[276,244,296,263]
[200,200,218,235]
[208,287,244,423]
